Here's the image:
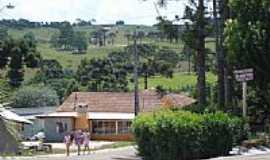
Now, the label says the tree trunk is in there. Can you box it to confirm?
[187,47,192,74]
[224,61,234,109]
[103,32,106,46]
[214,0,225,109]
[197,0,207,107]
[221,0,232,109]
[144,73,148,90]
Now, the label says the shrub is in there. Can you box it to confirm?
[132,110,247,160]
[12,86,59,108]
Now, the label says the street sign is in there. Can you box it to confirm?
[234,68,254,118]
[234,68,254,82]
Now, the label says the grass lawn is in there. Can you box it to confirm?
[8,28,58,42]
[135,72,217,91]
[38,43,123,69]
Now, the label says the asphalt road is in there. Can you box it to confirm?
[0,147,140,160]
[2,147,270,160]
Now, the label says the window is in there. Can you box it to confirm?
[56,122,68,133]
[92,120,116,135]
[118,121,132,134]
[92,120,132,135]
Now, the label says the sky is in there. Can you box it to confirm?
[0,0,188,25]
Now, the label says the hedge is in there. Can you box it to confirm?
[132,110,247,160]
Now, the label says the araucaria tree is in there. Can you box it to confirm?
[156,0,208,106]
[225,0,270,128]
[76,57,129,92]
[58,22,74,50]
[72,31,88,53]
[0,36,41,87]
[117,44,179,90]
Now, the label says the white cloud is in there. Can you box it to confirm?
[0,0,187,25]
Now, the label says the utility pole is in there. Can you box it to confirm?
[133,27,139,116]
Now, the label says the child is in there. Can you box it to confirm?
[83,131,91,154]
[64,134,71,156]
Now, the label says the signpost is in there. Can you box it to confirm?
[234,68,254,117]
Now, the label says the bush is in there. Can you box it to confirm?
[12,86,59,108]
[132,110,247,160]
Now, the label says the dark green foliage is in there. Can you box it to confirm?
[116,20,125,25]
[89,28,108,46]
[0,27,8,41]
[133,110,247,160]
[0,39,10,69]
[121,44,180,89]
[225,0,270,129]
[7,42,24,87]
[29,59,78,102]
[23,32,37,48]
[156,17,179,43]
[46,78,78,102]
[0,35,41,87]
[57,22,74,50]
[76,58,129,92]
[39,59,64,79]
[50,25,88,52]
[72,31,88,53]
[49,33,61,48]
[60,23,74,49]
[12,85,59,108]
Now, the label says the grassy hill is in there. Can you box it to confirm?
[3,25,216,97]
[7,26,215,70]
[7,26,188,69]
[38,43,122,69]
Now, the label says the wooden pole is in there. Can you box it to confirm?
[242,81,247,117]
[133,28,139,116]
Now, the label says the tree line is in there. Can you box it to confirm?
[156,0,270,130]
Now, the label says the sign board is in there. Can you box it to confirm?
[234,68,254,82]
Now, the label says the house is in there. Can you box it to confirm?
[0,107,33,134]
[0,118,19,154]
[9,106,56,138]
[0,106,31,153]
[38,91,195,142]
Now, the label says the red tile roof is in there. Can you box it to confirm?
[57,91,195,113]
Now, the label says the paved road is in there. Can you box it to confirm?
[0,147,140,160]
[2,147,270,160]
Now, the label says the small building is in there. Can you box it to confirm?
[0,106,31,153]
[9,106,56,139]
[38,91,195,142]
[0,107,33,133]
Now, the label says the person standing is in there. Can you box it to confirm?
[75,130,83,155]
[70,130,75,144]
[83,131,91,154]
[64,134,71,156]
